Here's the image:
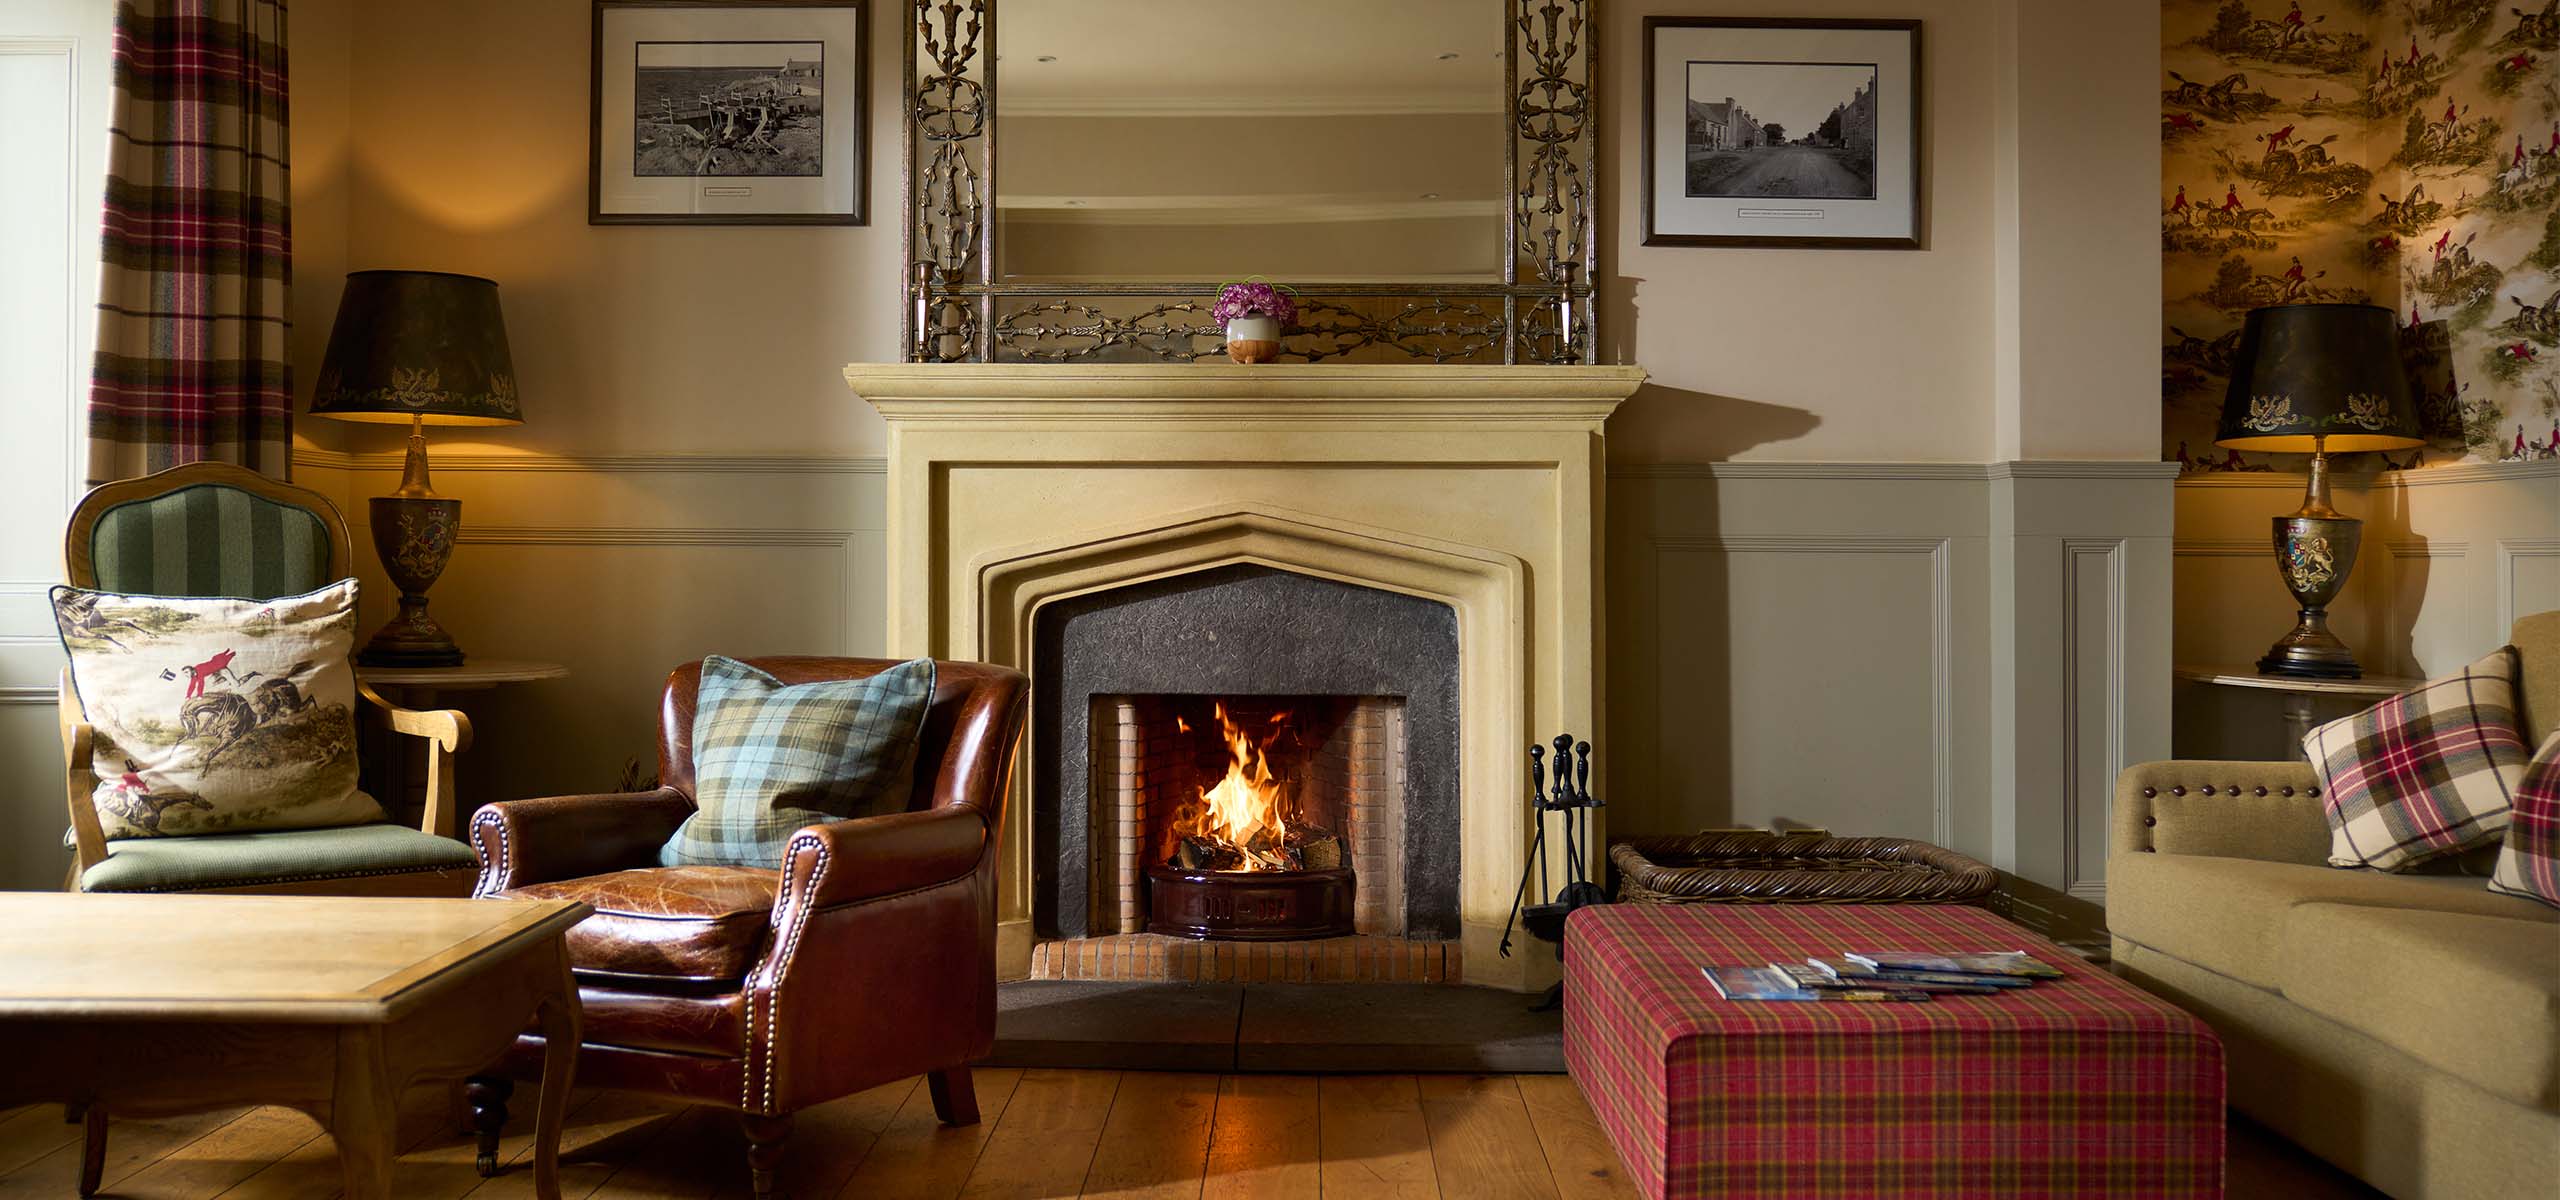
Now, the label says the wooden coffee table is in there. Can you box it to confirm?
[0,893,588,1199]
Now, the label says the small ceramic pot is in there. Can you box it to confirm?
[1224,315,1283,364]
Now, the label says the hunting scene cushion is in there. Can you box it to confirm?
[658,655,937,868]
[53,578,383,840]
[2490,733,2560,909]
[2304,646,2529,872]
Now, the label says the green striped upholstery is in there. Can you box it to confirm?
[88,483,333,599]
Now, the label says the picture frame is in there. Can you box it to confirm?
[1641,16,1922,249]
[590,0,867,226]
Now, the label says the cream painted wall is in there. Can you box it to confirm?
[332,0,904,462]
[329,0,2168,467]
[1602,0,2000,463]
[3,1,2187,899]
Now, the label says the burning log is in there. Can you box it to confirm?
[1172,836,1243,872]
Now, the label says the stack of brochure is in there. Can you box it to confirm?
[1703,950,2063,1003]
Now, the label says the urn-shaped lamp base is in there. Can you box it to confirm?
[358,495,466,667]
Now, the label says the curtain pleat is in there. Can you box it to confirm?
[87,0,293,488]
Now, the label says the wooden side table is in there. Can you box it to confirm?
[0,894,587,1200]
[358,660,567,838]
[2173,664,2424,761]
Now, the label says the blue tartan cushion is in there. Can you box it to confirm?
[658,656,936,868]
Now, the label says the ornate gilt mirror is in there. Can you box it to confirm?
[902,0,1598,363]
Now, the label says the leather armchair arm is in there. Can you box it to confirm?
[469,788,694,895]
[2111,759,2329,866]
[777,805,991,913]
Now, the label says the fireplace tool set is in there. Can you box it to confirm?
[1501,734,1603,1011]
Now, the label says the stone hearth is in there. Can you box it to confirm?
[845,363,1644,991]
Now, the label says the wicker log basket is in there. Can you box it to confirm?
[1610,832,1998,906]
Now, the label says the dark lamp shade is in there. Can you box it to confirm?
[2215,303,2419,453]
[310,270,524,427]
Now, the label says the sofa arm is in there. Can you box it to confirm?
[469,788,694,894]
[2112,760,2329,866]
[777,805,990,914]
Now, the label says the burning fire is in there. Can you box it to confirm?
[1177,702,1293,872]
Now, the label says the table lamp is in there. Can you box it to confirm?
[2214,302,2422,679]
[310,270,525,666]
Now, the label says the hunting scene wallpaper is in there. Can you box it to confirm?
[2163,0,2560,468]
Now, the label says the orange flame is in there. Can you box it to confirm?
[1181,702,1291,871]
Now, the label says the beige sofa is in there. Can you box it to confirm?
[2108,611,2559,1200]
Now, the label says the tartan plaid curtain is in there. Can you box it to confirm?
[87,0,293,488]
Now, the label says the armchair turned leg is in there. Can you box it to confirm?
[740,1112,791,1200]
[926,1066,980,1127]
[466,1076,513,1177]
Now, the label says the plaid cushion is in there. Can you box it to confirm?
[2490,733,2560,909]
[1565,904,2223,1199]
[658,656,935,868]
[2304,646,2529,871]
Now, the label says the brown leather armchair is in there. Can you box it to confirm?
[462,657,1026,1200]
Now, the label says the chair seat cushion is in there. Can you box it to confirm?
[2106,851,2556,990]
[79,822,476,893]
[2278,903,2560,1111]
[499,866,780,985]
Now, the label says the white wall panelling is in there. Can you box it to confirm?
[2174,462,2560,762]
[5,449,2184,897]
[0,14,108,892]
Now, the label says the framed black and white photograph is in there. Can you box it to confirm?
[1642,17,1920,249]
[591,0,866,225]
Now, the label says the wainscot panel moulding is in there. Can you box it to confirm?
[847,362,1645,991]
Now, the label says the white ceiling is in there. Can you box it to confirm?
[993,0,1508,116]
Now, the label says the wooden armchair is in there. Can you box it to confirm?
[464,656,1028,1200]
[57,462,478,896]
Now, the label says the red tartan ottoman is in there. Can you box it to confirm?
[1565,903,2223,1200]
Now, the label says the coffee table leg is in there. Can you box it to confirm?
[78,1107,106,1198]
[332,1026,399,1199]
[530,946,582,1200]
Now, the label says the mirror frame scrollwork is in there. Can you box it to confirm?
[900,0,1600,365]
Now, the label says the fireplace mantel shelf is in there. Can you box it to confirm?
[844,363,1647,421]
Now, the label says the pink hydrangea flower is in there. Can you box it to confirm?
[1212,279,1297,327]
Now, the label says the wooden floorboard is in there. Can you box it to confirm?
[0,1105,86,1180]
[831,1068,1022,1200]
[1510,1075,1641,1200]
[1199,1075,1318,1200]
[1415,1076,1558,1200]
[1076,1071,1216,1200]
[0,1108,243,1200]
[954,1069,1121,1200]
[0,1070,2381,1200]
[1315,1075,1439,1200]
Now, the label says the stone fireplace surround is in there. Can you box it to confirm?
[846,363,1644,991]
